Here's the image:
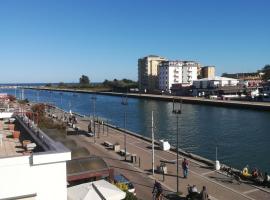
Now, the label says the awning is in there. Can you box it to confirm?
[68,180,126,200]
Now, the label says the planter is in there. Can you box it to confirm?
[13,131,20,139]
[114,144,121,152]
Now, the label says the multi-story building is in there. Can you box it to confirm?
[138,55,166,92]
[201,66,215,79]
[158,61,199,92]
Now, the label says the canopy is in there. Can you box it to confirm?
[68,180,126,200]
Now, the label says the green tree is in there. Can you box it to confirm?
[262,64,270,81]
[79,75,90,85]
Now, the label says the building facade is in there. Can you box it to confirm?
[193,76,238,89]
[201,66,215,79]
[158,61,199,92]
[138,55,166,92]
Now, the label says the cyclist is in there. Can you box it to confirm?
[152,180,163,200]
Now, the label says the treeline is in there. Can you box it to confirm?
[45,75,138,92]
[102,78,138,92]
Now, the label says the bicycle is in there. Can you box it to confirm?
[152,190,163,200]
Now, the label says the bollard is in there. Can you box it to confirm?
[139,157,141,168]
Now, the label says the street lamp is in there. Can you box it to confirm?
[172,98,182,194]
[121,94,128,161]
[91,93,97,143]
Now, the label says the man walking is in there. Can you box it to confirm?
[182,158,189,178]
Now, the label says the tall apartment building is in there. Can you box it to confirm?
[158,61,199,92]
[138,55,166,92]
[201,66,215,79]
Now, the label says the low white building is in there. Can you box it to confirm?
[158,61,199,92]
[0,115,71,200]
[193,76,239,89]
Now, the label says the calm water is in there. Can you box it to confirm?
[3,88,270,172]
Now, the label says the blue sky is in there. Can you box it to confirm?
[0,0,269,83]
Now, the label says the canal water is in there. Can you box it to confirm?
[3,88,270,172]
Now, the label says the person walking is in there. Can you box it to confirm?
[182,158,189,178]
[200,186,209,200]
[152,180,163,200]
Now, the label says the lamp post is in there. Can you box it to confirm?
[91,93,97,143]
[121,94,128,161]
[172,98,182,194]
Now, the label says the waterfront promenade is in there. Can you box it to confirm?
[50,106,270,200]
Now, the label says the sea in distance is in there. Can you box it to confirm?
[1,85,270,173]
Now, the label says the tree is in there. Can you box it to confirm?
[261,64,270,81]
[79,75,90,85]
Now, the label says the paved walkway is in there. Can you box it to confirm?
[50,107,270,200]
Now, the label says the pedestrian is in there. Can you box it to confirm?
[182,158,189,178]
[88,121,92,133]
[152,180,163,200]
[200,186,209,200]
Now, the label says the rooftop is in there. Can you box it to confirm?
[0,106,70,159]
[197,76,238,81]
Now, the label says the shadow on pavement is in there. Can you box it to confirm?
[164,192,185,200]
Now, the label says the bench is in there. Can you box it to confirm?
[104,141,113,148]
[85,132,95,137]
[119,149,130,157]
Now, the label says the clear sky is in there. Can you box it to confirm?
[0,0,269,83]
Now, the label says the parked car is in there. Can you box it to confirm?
[114,173,136,195]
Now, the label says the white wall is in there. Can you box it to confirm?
[158,61,198,92]
[0,152,70,200]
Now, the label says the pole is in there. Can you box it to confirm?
[93,95,96,143]
[216,146,218,161]
[60,93,63,107]
[124,107,127,161]
[22,89,24,100]
[176,114,179,193]
[107,120,109,136]
[103,121,104,135]
[172,98,181,194]
[152,111,155,175]
[121,95,128,161]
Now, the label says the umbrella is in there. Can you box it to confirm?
[68,180,126,200]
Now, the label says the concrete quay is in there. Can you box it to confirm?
[49,106,270,200]
[25,86,270,111]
